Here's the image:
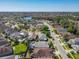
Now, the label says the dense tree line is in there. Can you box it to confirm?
[53,16,79,35]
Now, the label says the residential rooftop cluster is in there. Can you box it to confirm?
[0,13,79,59]
[0,16,55,59]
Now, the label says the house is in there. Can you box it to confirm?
[10,31,28,42]
[31,48,54,59]
[4,28,14,35]
[64,33,76,40]
[0,46,13,57]
[30,41,49,48]
[53,24,76,40]
[68,38,79,52]
[0,40,10,47]
[0,37,12,57]
[0,38,10,46]
[53,24,67,32]
[28,32,37,41]
[0,23,9,33]
[11,31,28,38]
[68,38,79,45]
[38,33,47,41]
[36,23,44,29]
[53,24,67,35]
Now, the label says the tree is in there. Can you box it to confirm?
[76,23,79,35]
[76,30,79,35]
[67,22,74,33]
[41,25,51,38]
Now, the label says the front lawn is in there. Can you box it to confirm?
[13,43,27,54]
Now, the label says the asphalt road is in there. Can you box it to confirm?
[44,22,69,59]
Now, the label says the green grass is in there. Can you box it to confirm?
[72,53,79,59]
[65,44,71,50]
[13,43,27,54]
[63,44,71,50]
[60,39,71,50]
[53,55,62,59]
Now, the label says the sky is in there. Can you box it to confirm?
[0,0,79,12]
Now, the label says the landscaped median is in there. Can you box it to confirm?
[72,53,79,59]
[67,52,79,59]
[60,39,75,59]
[61,43,71,50]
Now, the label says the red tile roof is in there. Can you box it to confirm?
[31,48,54,59]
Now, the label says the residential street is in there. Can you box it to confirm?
[44,22,69,59]
[0,55,15,59]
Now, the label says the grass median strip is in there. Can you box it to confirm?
[62,43,75,59]
[60,39,75,59]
